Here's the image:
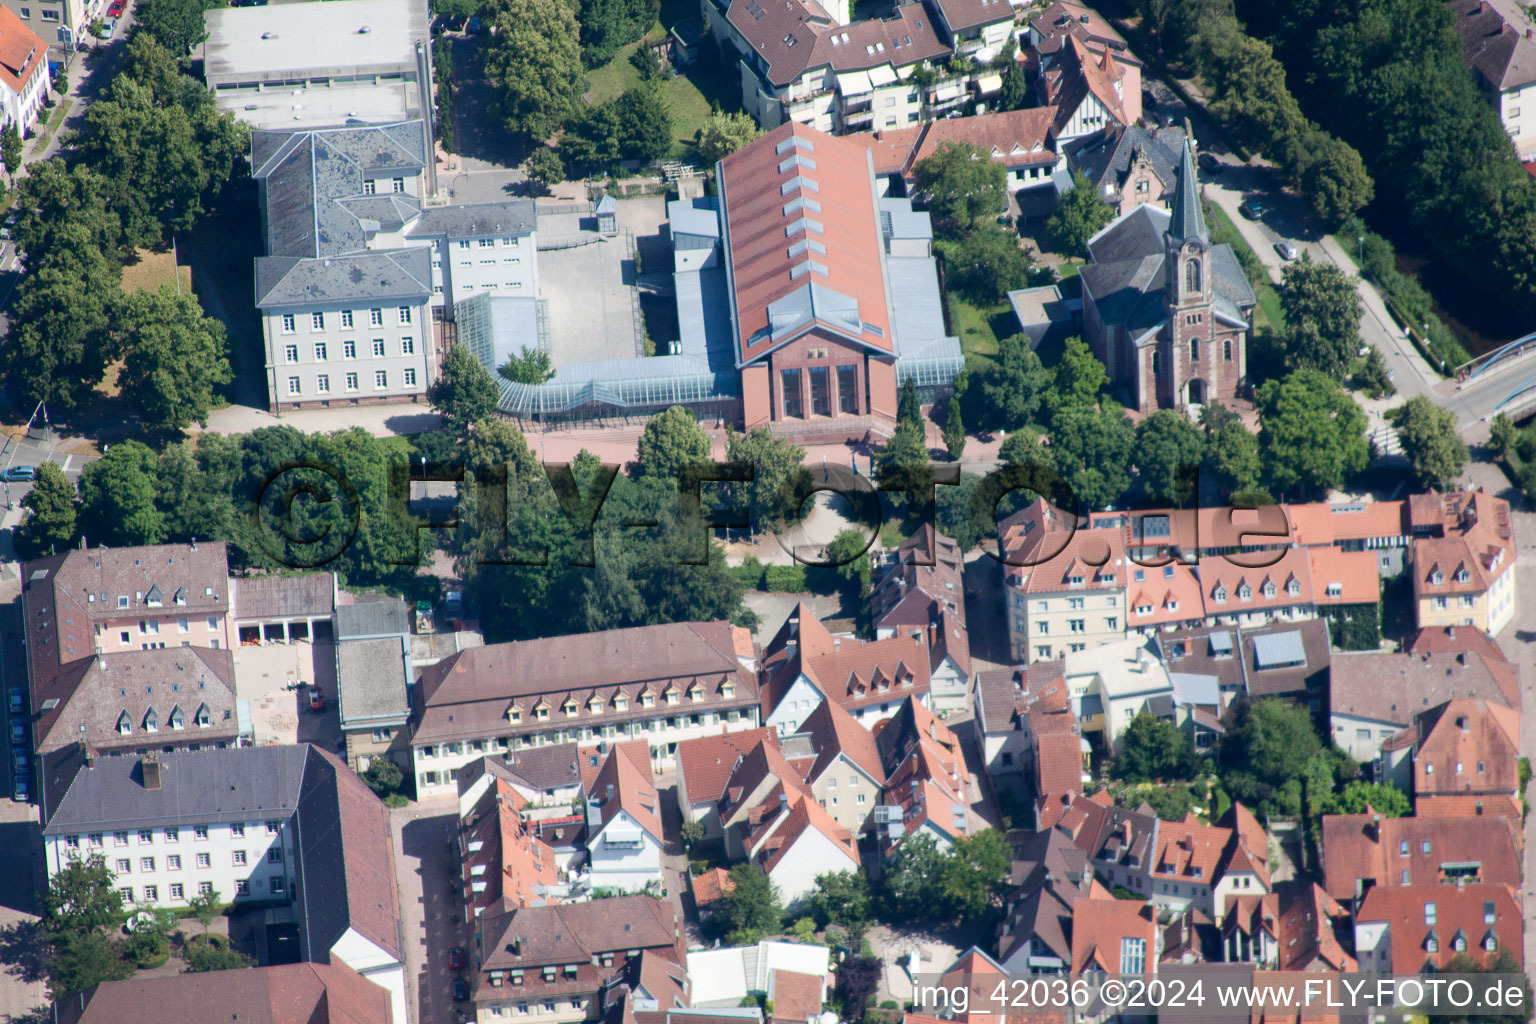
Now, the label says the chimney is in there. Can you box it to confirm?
[141,754,162,790]
[415,40,440,196]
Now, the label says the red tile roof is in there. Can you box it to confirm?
[678,727,780,807]
[0,6,43,97]
[1409,699,1521,819]
[690,866,735,907]
[1355,883,1521,973]
[762,604,932,716]
[718,123,894,367]
[1070,895,1156,973]
[768,970,825,1024]
[1411,491,1516,599]
[1271,880,1356,972]
[462,779,560,914]
[586,745,663,842]
[851,109,1060,180]
[1319,813,1521,902]
[53,962,392,1024]
[724,0,948,88]
[748,787,860,873]
[799,696,886,786]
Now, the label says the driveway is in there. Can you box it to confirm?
[391,801,467,1024]
[0,793,46,1023]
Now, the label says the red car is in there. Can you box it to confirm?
[448,947,467,970]
[106,0,125,16]
[307,686,326,711]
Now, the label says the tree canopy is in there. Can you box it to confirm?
[499,347,556,384]
[1256,369,1369,497]
[1047,171,1114,258]
[637,405,711,481]
[16,463,78,559]
[1389,396,1468,489]
[695,111,760,164]
[1113,710,1201,782]
[482,0,584,141]
[939,223,1032,304]
[429,344,501,434]
[1279,257,1362,378]
[911,142,1007,233]
[1134,409,1204,505]
[715,864,783,945]
[1218,696,1323,818]
[115,286,233,429]
[577,0,656,67]
[975,333,1050,430]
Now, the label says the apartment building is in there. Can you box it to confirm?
[2,0,88,58]
[41,744,407,1024]
[580,745,665,893]
[469,897,683,1024]
[22,543,239,760]
[1354,883,1522,972]
[52,963,395,1024]
[796,697,886,835]
[853,107,1062,196]
[869,526,971,711]
[410,621,761,798]
[1408,490,1517,634]
[1319,813,1521,908]
[458,777,561,919]
[334,600,414,773]
[874,697,983,851]
[0,8,49,137]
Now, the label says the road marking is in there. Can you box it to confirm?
[61,456,72,472]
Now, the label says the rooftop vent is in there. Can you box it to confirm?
[261,30,275,38]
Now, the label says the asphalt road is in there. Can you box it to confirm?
[0,431,92,509]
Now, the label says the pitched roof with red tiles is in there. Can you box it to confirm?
[762,605,932,716]
[1024,680,1084,799]
[1055,790,1157,872]
[799,697,886,786]
[718,123,895,366]
[678,727,780,807]
[1197,546,1315,618]
[586,745,663,842]
[1045,36,1133,133]
[870,526,972,676]
[768,969,825,1024]
[690,866,736,907]
[0,6,42,97]
[1307,548,1381,606]
[1331,649,1519,726]
[1002,503,1128,596]
[1271,880,1356,972]
[579,740,653,792]
[1410,698,1521,799]
[1126,561,1203,629]
[1028,0,1133,64]
[1411,490,1516,600]
[747,787,860,872]
[1319,813,1521,902]
[462,779,560,914]
[1150,804,1270,890]
[857,109,1062,181]
[53,961,392,1024]
[1355,883,1521,973]
[719,734,818,825]
[1070,896,1156,974]
[1404,624,1512,670]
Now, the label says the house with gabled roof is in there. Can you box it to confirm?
[1409,490,1517,635]
[1038,35,1141,142]
[459,777,562,918]
[1318,812,1521,908]
[1450,0,1536,158]
[579,747,664,893]
[739,788,860,907]
[677,727,783,839]
[796,697,886,834]
[850,107,1063,195]
[1063,124,1187,217]
[873,697,983,851]
[1353,883,1522,973]
[1392,698,1522,824]
[869,525,971,711]
[761,604,932,734]
[51,961,395,1024]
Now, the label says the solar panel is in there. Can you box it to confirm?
[1252,631,1307,669]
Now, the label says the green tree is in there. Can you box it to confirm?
[939,829,1010,920]
[878,831,946,923]
[1046,172,1113,258]
[977,333,1050,430]
[940,223,1030,303]
[911,142,1007,233]
[998,61,1031,112]
[897,378,921,429]
[1321,780,1411,817]
[44,855,123,934]
[577,0,656,67]
[1279,257,1361,378]
[1200,403,1260,494]
[78,442,165,548]
[1048,404,1135,509]
[429,344,501,434]
[183,935,256,973]
[1144,785,1197,822]
[1196,21,1307,148]
[822,527,872,604]
[997,426,1048,468]
[115,286,232,429]
[1299,135,1374,225]
[875,421,933,500]
[837,957,881,1024]
[805,870,871,937]
[1219,696,1322,818]
[482,0,584,141]
[1047,336,1108,413]
[12,161,122,270]
[942,399,966,460]
[5,252,121,409]
[616,85,672,164]
[715,864,782,944]
[1,123,20,178]
[1256,368,1369,497]
[362,758,404,798]
[45,931,132,1001]
[499,347,556,384]
[1114,710,1200,782]
[1352,344,1395,398]
[133,0,221,58]
[524,147,565,192]
[560,101,623,176]
[1489,412,1519,458]
[186,889,221,935]
[1134,409,1204,504]
[680,819,705,850]
[637,405,711,481]
[694,111,759,164]
[725,427,806,533]
[1389,396,1468,489]
[16,463,78,559]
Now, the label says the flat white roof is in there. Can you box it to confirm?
[686,949,750,1006]
[203,0,428,83]
[213,79,419,130]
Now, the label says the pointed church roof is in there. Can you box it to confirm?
[1165,139,1207,248]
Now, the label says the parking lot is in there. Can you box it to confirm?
[231,641,343,753]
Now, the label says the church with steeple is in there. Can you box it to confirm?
[1078,140,1256,414]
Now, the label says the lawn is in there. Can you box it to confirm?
[951,296,1013,367]
[1205,201,1284,334]
[120,246,191,295]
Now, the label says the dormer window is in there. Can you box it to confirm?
[146,585,163,608]
[117,711,132,735]
[640,692,655,708]
[1213,586,1227,603]
[721,683,735,699]
[1425,935,1438,953]
[688,684,703,702]
[1261,582,1275,598]
[564,699,579,717]
[117,596,129,609]
[169,705,184,730]
[1286,579,1300,596]
[666,689,679,705]
[174,587,187,606]
[588,696,604,714]
[1454,568,1470,583]
[194,703,210,728]
[1484,933,1499,952]
[613,695,628,712]
[144,709,158,732]
[1237,584,1251,600]
[508,707,523,724]
[1431,570,1444,585]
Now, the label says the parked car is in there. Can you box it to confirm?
[1197,151,1221,174]
[10,722,24,744]
[452,979,471,1002]
[13,777,28,803]
[1273,240,1300,261]
[308,686,326,711]
[107,0,126,16]
[7,688,22,714]
[448,947,467,970]
[1,465,36,481]
[12,750,27,771]
[96,16,116,36]
[1239,199,1265,220]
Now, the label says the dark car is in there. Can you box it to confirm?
[1239,199,1266,220]
[448,947,467,970]
[1197,151,1221,174]
[1,465,36,482]
[452,978,471,1002]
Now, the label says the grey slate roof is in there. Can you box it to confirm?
[254,249,432,308]
[409,200,538,239]
[335,599,410,639]
[1065,124,1185,197]
[1165,139,1207,247]
[43,745,310,834]
[1452,0,1536,91]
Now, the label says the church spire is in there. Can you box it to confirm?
[1166,139,1207,248]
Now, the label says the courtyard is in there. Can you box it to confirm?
[231,641,343,753]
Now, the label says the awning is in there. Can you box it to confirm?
[869,63,898,87]
[835,69,873,95]
[974,72,1002,94]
